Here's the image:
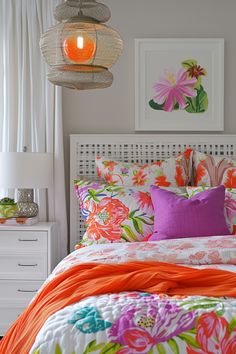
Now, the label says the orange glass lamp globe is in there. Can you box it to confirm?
[63,34,96,63]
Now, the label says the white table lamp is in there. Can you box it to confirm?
[0,152,53,217]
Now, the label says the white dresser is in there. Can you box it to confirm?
[0,222,59,335]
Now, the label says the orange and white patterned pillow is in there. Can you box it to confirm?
[193,151,236,187]
[74,178,187,245]
[95,149,193,187]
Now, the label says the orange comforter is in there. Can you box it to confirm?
[1,261,236,354]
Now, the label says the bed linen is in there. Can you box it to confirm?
[2,236,236,354]
[95,149,193,188]
[192,151,236,187]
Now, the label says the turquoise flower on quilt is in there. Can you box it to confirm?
[68,306,112,334]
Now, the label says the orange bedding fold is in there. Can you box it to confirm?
[1,261,236,354]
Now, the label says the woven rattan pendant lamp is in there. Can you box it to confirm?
[40,0,123,89]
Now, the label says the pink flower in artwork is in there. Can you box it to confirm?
[153,68,197,112]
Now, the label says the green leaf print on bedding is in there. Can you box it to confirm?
[83,340,122,354]
[179,297,225,316]
[83,340,106,354]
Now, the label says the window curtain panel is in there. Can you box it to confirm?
[0,0,68,258]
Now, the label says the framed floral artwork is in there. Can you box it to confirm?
[135,38,224,131]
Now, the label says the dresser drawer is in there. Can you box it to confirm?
[0,254,47,280]
[0,231,47,253]
[0,305,25,336]
[0,280,44,305]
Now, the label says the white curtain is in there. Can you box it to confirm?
[0,0,68,258]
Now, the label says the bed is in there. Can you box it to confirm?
[70,134,236,250]
[1,134,236,354]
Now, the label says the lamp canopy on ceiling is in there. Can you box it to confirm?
[40,0,123,90]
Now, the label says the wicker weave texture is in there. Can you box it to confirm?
[54,1,111,22]
[40,22,123,68]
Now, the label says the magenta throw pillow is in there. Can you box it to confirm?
[150,185,230,241]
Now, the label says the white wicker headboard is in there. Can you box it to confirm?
[70,134,236,251]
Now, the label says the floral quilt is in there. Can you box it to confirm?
[31,236,236,354]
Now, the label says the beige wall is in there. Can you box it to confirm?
[62,0,236,183]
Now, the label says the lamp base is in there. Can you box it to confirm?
[16,189,38,218]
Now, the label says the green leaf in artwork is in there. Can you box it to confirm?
[99,342,123,354]
[178,333,200,349]
[33,349,40,354]
[88,189,104,202]
[197,86,208,112]
[180,297,222,307]
[229,317,236,334]
[194,76,202,90]
[55,344,62,354]
[180,298,224,315]
[133,217,143,234]
[121,224,138,241]
[135,216,154,226]
[185,86,208,113]
[186,328,197,335]
[83,340,107,354]
[156,343,166,354]
[167,338,179,354]
[149,99,165,110]
[107,186,123,193]
[149,99,179,111]
[216,308,225,317]
[121,233,130,242]
[185,97,196,113]
[187,303,222,312]
[129,209,139,219]
[181,59,198,69]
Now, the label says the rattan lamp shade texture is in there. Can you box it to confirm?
[40,1,123,90]
[40,19,123,89]
[54,0,111,23]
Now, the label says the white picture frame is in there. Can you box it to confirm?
[135,38,224,131]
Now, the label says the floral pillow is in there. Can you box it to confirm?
[193,151,236,187]
[187,186,236,235]
[74,178,186,245]
[95,149,193,187]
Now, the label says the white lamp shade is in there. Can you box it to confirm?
[0,153,53,189]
